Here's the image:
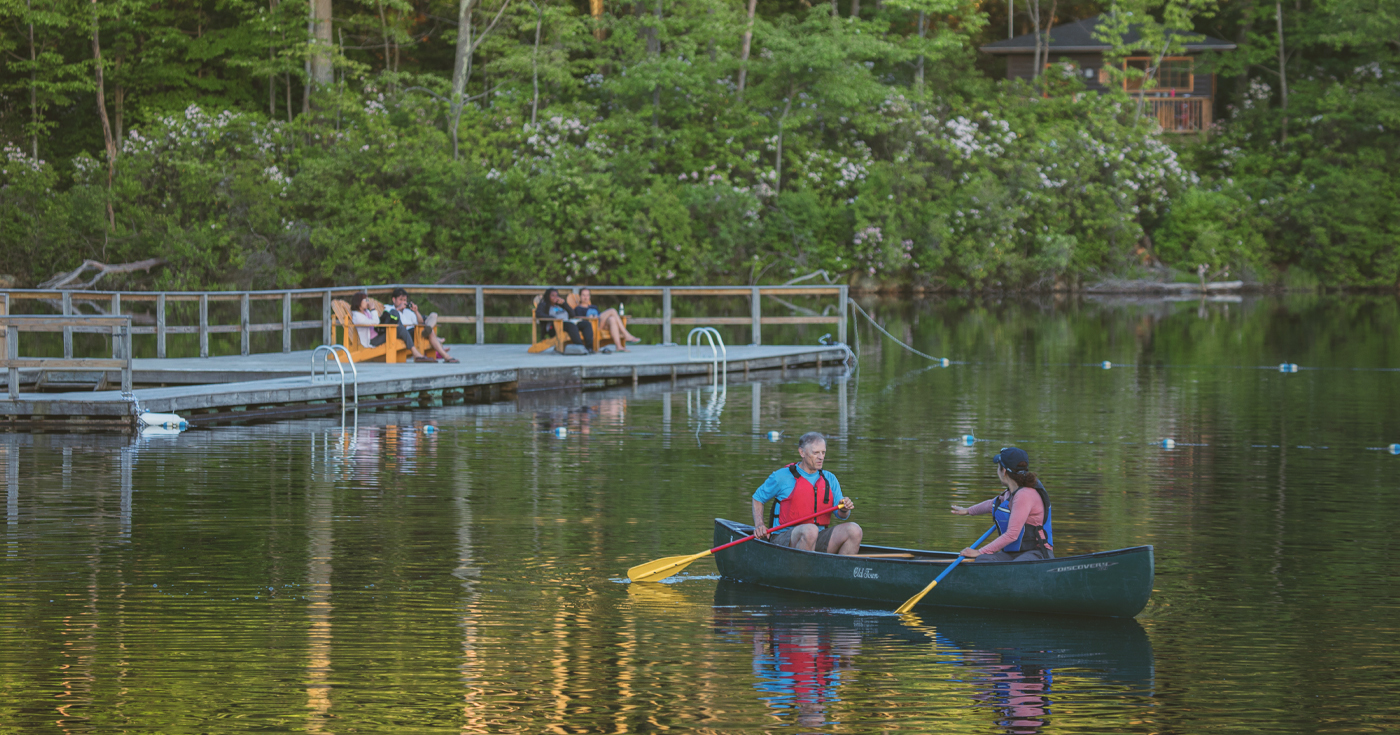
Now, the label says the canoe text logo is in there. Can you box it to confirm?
[1046,561,1118,573]
[853,567,879,580]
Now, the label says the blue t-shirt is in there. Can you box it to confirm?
[753,466,844,524]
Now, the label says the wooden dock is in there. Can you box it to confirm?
[1,343,850,429]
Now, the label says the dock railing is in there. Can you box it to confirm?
[0,285,847,359]
[3,314,133,399]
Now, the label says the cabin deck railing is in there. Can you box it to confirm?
[0,285,847,359]
[2,314,133,399]
[1140,97,1212,133]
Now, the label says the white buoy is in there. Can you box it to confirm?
[553,427,568,438]
[1279,363,1299,373]
[767,431,782,442]
[1101,361,1112,370]
[1161,438,1176,449]
[138,412,188,431]
[422,426,437,435]
[939,358,951,368]
[1389,444,1400,455]
[962,434,976,446]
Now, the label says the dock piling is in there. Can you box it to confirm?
[62,291,72,359]
[240,293,251,356]
[751,286,762,346]
[282,292,292,353]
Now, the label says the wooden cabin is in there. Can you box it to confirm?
[980,15,1236,133]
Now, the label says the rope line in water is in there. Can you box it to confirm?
[849,301,949,364]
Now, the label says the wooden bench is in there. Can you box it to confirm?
[329,298,442,363]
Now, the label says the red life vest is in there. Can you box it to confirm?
[773,463,836,527]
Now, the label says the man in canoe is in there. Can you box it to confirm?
[751,432,863,555]
[950,446,1054,562]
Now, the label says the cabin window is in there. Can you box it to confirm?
[1122,57,1194,93]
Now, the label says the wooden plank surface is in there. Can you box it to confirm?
[1,358,128,369]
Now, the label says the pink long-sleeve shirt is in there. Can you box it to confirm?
[967,487,1050,555]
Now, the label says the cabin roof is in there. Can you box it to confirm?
[980,15,1237,55]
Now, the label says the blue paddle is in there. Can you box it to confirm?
[895,525,997,613]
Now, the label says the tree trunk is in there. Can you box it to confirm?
[374,0,392,76]
[530,0,542,128]
[1231,0,1255,104]
[915,11,925,93]
[736,0,757,97]
[310,0,334,87]
[27,0,37,159]
[774,84,794,195]
[1275,1,1288,144]
[91,0,116,231]
[850,0,859,17]
[451,0,475,157]
[1029,0,1042,79]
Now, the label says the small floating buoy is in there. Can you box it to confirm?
[1161,438,1176,449]
[1279,363,1299,373]
[962,434,976,446]
[553,427,568,438]
[139,412,188,431]
[766,431,783,442]
[939,358,951,368]
[422,426,437,435]
[1101,361,1112,370]
[1389,444,1400,455]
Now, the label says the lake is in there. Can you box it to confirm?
[3,293,1398,733]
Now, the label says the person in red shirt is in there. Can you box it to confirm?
[950,446,1055,562]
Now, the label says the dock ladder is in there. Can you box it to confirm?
[311,345,359,424]
[687,327,727,387]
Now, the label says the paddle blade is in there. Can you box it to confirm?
[627,550,712,583]
[894,579,938,614]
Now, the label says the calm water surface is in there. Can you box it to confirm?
[3,295,1399,733]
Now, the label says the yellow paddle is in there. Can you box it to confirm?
[894,525,996,614]
[627,508,835,583]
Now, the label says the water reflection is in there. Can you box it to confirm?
[714,580,1154,733]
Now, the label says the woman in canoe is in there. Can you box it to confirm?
[950,446,1054,562]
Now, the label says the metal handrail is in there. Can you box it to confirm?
[311,344,358,424]
[687,327,727,387]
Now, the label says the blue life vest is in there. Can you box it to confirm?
[991,482,1053,553]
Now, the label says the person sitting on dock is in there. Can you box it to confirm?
[950,446,1054,562]
[536,288,595,353]
[386,288,458,363]
[575,288,640,352]
[751,432,862,555]
[350,292,385,347]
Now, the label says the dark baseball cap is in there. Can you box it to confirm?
[993,446,1030,472]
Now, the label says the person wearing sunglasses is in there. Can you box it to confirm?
[949,447,1054,562]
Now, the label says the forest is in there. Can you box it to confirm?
[0,0,1395,291]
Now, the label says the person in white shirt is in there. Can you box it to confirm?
[386,288,457,363]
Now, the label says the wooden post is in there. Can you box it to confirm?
[0,293,7,366]
[475,286,485,345]
[838,285,848,345]
[662,287,673,345]
[110,293,122,359]
[6,325,17,400]
[62,291,73,359]
[282,292,292,353]
[751,286,762,346]
[322,290,332,345]
[240,292,250,356]
[156,293,167,358]
[198,293,209,358]
[122,322,133,394]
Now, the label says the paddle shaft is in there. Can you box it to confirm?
[627,506,849,582]
[714,506,845,554]
[894,525,997,614]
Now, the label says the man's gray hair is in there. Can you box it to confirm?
[797,432,826,453]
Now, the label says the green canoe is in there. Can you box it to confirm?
[711,518,1154,618]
